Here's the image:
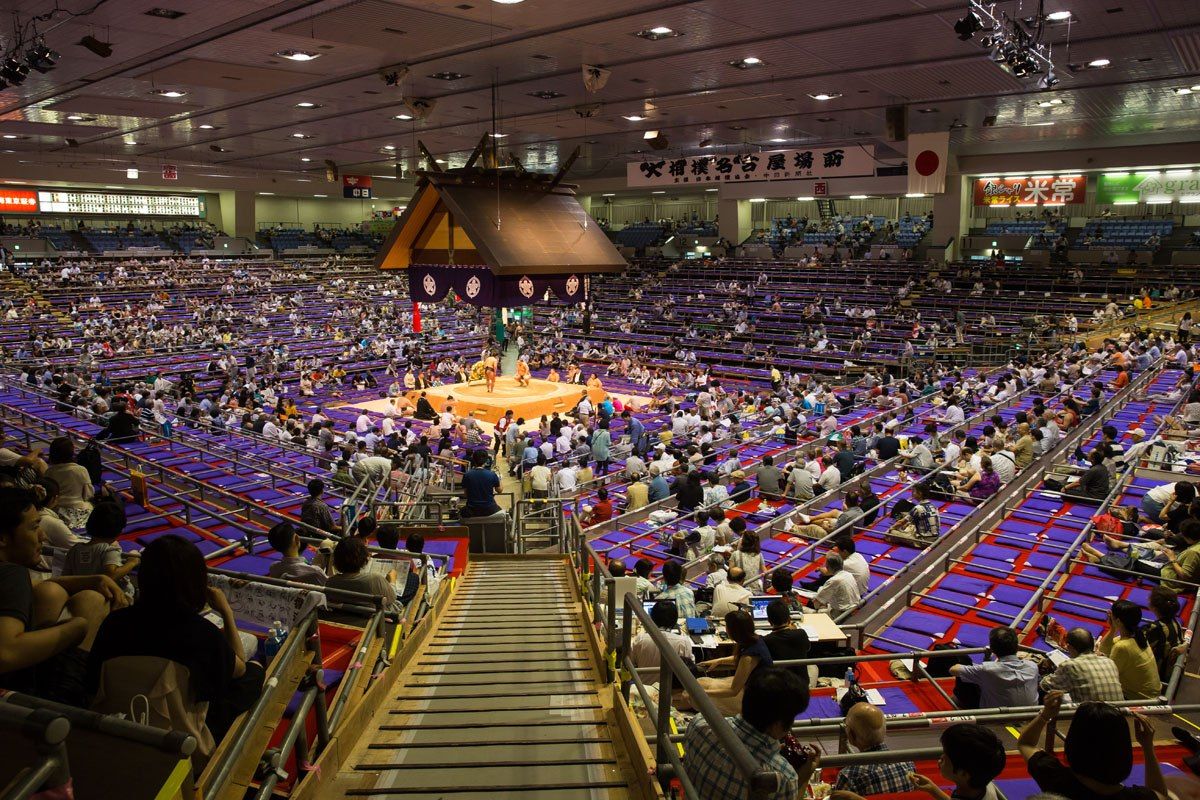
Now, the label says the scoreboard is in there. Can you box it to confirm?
[36,191,203,217]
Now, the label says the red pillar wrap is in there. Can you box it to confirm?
[412,302,422,333]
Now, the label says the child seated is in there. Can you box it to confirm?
[63,501,139,600]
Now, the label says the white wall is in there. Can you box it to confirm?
[254,196,394,229]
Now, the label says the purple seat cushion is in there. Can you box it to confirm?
[218,553,279,575]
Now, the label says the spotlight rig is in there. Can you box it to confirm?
[955,0,1058,89]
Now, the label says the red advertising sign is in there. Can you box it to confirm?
[343,175,373,199]
[161,164,178,180]
[813,181,828,197]
[0,189,39,213]
[973,175,1086,206]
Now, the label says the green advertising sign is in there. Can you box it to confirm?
[1097,171,1200,204]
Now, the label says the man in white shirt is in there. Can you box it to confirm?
[812,554,861,616]
[355,411,373,435]
[940,403,965,425]
[528,457,553,497]
[901,436,934,470]
[555,463,578,495]
[833,536,870,594]
[630,599,695,672]
[711,567,753,618]
[817,462,842,494]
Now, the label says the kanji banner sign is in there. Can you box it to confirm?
[626,146,876,188]
[973,175,1086,206]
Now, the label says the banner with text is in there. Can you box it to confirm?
[343,175,373,199]
[973,175,1086,206]
[626,146,876,188]
[1097,171,1200,205]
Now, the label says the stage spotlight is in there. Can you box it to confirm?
[77,35,113,58]
[1,57,29,85]
[25,41,60,73]
[954,11,982,40]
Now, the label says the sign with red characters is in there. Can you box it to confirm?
[0,189,39,213]
[343,175,373,199]
[973,175,1086,206]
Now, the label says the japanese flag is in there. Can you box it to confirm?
[907,131,950,195]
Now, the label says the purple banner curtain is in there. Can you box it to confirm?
[408,266,588,308]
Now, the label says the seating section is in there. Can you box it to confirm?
[612,222,665,249]
[1080,219,1173,249]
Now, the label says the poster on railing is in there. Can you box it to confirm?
[972,175,1086,206]
[626,146,876,188]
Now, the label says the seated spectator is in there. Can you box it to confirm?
[629,599,693,673]
[95,405,140,443]
[582,488,613,527]
[1061,447,1110,501]
[1038,627,1124,702]
[687,610,773,716]
[1018,692,1166,800]
[834,703,916,796]
[949,626,1038,709]
[1141,480,1195,525]
[33,477,85,556]
[1160,518,1200,591]
[908,723,1007,800]
[712,566,752,618]
[461,449,503,518]
[0,487,122,706]
[1098,600,1161,700]
[655,560,697,618]
[684,667,816,800]
[755,455,784,500]
[811,553,860,616]
[63,500,139,600]
[1144,586,1184,682]
[632,558,654,598]
[265,521,328,586]
[958,455,1002,501]
[326,536,397,608]
[763,599,809,686]
[833,535,869,594]
[729,529,765,591]
[86,534,262,742]
[300,479,338,535]
[44,437,94,529]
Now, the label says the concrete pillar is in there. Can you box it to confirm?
[717,197,751,244]
[930,175,971,262]
[219,189,257,240]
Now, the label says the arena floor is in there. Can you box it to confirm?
[344,377,649,425]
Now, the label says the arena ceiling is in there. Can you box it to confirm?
[0,0,1197,189]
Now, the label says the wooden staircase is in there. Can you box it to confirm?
[320,558,652,800]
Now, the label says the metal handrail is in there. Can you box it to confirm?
[0,703,71,800]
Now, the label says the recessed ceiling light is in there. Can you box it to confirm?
[905,193,926,198]
[1038,98,1064,106]
[651,190,666,194]
[259,192,274,195]
[492,0,524,4]
[1,135,18,139]
[291,132,312,138]
[916,107,938,113]
[66,114,85,120]
[1088,58,1110,67]
[435,158,446,163]
[528,90,565,100]
[313,194,327,197]
[1046,10,1072,20]
[1175,87,1193,95]
[429,71,467,81]
[705,188,718,192]
[300,157,311,162]
[636,25,680,40]
[276,50,320,61]
[795,196,814,201]
[748,197,766,202]
[489,132,507,138]
[1192,84,1200,91]
[1030,121,1055,126]
[730,57,764,69]
[849,194,869,199]
[393,113,413,120]
[602,192,615,196]
[623,114,646,121]
[151,89,187,97]
[383,145,395,150]
[769,138,786,143]
[295,101,322,108]
[809,93,841,101]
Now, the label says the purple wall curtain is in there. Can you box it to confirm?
[408,266,587,307]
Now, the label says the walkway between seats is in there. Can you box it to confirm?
[327,558,648,799]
